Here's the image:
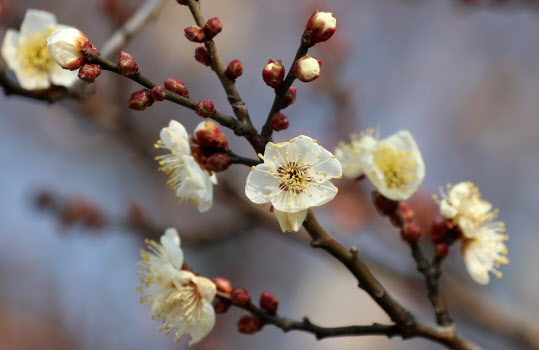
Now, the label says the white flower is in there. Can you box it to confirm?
[137,228,216,345]
[436,182,509,285]
[155,120,217,213]
[335,128,425,201]
[245,135,342,232]
[1,9,79,90]
[47,26,88,70]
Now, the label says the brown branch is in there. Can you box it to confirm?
[260,31,312,141]
[227,150,261,167]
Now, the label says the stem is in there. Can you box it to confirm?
[227,150,262,167]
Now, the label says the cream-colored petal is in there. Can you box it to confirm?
[1,29,20,71]
[271,180,337,212]
[193,276,216,302]
[245,163,277,204]
[287,135,320,165]
[462,242,490,285]
[274,209,307,232]
[262,141,289,168]
[335,146,364,179]
[311,147,342,182]
[49,63,78,87]
[19,9,57,38]
[187,300,216,345]
[16,71,50,90]
[440,200,458,219]
[160,228,183,269]
[160,120,190,152]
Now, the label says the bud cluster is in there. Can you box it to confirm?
[191,121,231,172]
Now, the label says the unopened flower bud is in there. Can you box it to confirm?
[226,59,243,80]
[399,202,415,223]
[237,314,264,334]
[259,292,278,315]
[194,45,212,66]
[212,277,233,294]
[213,300,231,314]
[305,11,336,44]
[184,25,206,43]
[203,17,222,39]
[435,243,449,260]
[164,78,189,97]
[205,153,232,172]
[47,27,89,70]
[372,192,399,216]
[128,89,154,111]
[401,223,420,244]
[431,219,448,243]
[262,59,285,88]
[281,87,296,109]
[118,51,138,77]
[196,99,216,118]
[77,64,101,83]
[150,85,166,101]
[271,113,289,131]
[194,121,228,150]
[231,288,250,307]
[293,55,321,82]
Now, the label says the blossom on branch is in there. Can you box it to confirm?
[47,26,89,70]
[335,128,425,201]
[138,228,216,345]
[436,182,508,284]
[1,9,79,90]
[245,135,342,232]
[155,120,217,212]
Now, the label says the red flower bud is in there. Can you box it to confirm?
[281,87,296,109]
[205,153,232,172]
[293,55,321,82]
[231,288,250,307]
[212,277,233,294]
[194,120,229,150]
[305,11,336,44]
[164,78,189,98]
[203,17,222,39]
[194,45,212,66]
[127,89,154,111]
[399,202,415,223]
[435,243,449,260]
[77,64,101,83]
[184,25,206,43]
[213,300,231,314]
[259,292,278,315]
[431,219,448,243]
[271,113,289,131]
[401,223,420,244]
[196,99,216,118]
[226,59,243,80]
[237,314,264,334]
[372,192,399,216]
[150,85,166,101]
[262,59,285,88]
[118,51,138,77]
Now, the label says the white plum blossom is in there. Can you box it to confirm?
[47,26,88,70]
[245,135,342,232]
[1,9,78,90]
[437,182,508,285]
[155,120,217,213]
[335,128,425,201]
[137,228,216,345]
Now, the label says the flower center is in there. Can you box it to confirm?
[276,162,311,193]
[372,145,417,189]
[17,27,55,75]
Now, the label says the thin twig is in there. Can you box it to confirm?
[227,150,261,167]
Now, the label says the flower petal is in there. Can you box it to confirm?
[311,147,342,182]
[160,228,183,269]
[245,163,278,204]
[462,241,490,285]
[187,300,216,345]
[49,63,78,87]
[287,135,320,165]
[274,209,307,232]
[193,275,216,302]
[20,9,57,38]
[1,29,20,71]
[160,120,190,152]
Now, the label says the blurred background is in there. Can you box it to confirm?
[0,0,538,349]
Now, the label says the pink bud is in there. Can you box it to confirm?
[77,64,101,83]
[194,120,228,150]
[127,89,154,111]
[259,292,278,315]
[226,59,243,80]
[435,243,449,260]
[271,113,289,131]
[203,17,222,39]
[194,45,212,66]
[262,59,285,88]
[293,55,321,82]
[196,99,216,118]
[213,300,231,314]
[371,192,399,216]
[150,85,166,101]
[401,223,420,244]
[184,25,206,43]
[205,153,232,172]
[118,51,138,77]
[237,314,264,334]
[163,78,189,98]
[399,202,415,223]
[281,87,296,109]
[212,277,233,294]
[231,288,250,307]
[305,10,336,44]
